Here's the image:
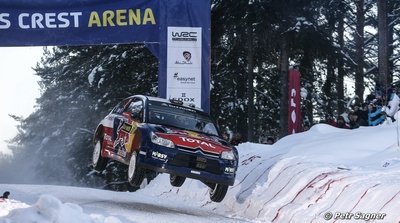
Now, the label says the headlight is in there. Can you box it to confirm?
[221,150,235,160]
[151,132,175,148]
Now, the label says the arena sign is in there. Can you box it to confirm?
[0,0,211,112]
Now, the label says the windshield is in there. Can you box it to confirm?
[147,101,219,136]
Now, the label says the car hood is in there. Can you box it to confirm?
[153,127,232,155]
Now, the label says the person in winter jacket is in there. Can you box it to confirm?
[368,103,385,126]
[349,106,369,129]
[0,191,10,201]
[336,116,350,129]
[230,133,243,146]
[382,89,400,122]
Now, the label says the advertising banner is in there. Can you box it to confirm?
[0,0,159,46]
[158,0,210,112]
[166,27,202,107]
[0,0,211,112]
[288,69,302,134]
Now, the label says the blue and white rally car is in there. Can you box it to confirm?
[92,95,238,202]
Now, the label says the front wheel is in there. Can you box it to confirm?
[127,151,145,187]
[170,175,186,187]
[92,140,108,171]
[209,184,229,202]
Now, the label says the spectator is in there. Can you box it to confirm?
[325,116,337,127]
[0,191,10,201]
[221,132,229,141]
[366,85,384,106]
[336,116,350,129]
[349,106,368,129]
[348,112,360,129]
[265,137,275,145]
[230,133,243,146]
[382,88,400,122]
[368,103,385,126]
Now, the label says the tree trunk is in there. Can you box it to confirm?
[325,56,334,116]
[387,0,394,84]
[247,27,255,142]
[300,51,314,126]
[355,0,365,104]
[337,4,345,113]
[324,12,336,116]
[279,38,289,138]
[378,0,389,90]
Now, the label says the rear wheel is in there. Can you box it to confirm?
[127,151,145,186]
[170,175,186,187]
[92,140,108,171]
[209,183,229,202]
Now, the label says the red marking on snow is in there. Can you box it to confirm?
[271,171,337,222]
[308,176,351,208]
[331,183,380,223]
[349,183,380,212]
[378,189,400,212]
[268,162,303,187]
[310,183,352,223]
[257,168,308,217]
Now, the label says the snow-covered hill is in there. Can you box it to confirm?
[2,123,400,222]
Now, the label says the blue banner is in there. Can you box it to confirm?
[0,0,210,112]
[0,0,159,46]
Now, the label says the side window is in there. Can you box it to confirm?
[125,99,144,122]
[112,98,131,114]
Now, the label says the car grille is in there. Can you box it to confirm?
[169,152,222,175]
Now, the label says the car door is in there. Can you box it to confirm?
[109,98,132,155]
[113,98,144,158]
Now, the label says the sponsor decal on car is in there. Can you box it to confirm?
[179,137,216,149]
[121,123,132,133]
[224,167,235,174]
[151,151,167,161]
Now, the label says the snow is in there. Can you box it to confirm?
[2,116,400,222]
[88,66,103,86]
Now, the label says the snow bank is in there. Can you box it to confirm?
[139,123,400,222]
[0,195,121,223]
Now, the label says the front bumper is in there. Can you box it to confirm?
[138,144,237,186]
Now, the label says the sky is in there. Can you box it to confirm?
[0,47,43,155]
[1,119,400,222]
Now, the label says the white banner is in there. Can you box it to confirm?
[167,26,202,108]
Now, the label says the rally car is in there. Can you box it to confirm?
[92,95,238,202]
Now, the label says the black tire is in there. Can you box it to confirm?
[92,140,108,171]
[127,151,145,187]
[170,175,186,187]
[209,184,229,202]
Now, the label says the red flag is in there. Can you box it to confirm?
[288,69,302,134]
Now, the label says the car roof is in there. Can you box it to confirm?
[133,95,204,112]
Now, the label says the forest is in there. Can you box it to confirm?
[1,0,399,187]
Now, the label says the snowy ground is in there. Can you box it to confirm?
[2,121,400,222]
